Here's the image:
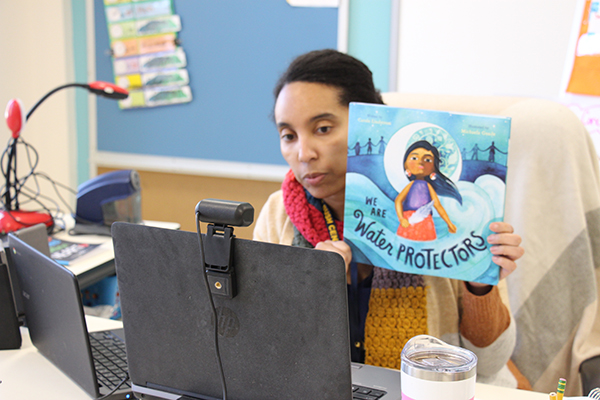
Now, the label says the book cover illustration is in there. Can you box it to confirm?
[344,103,511,285]
[48,237,100,266]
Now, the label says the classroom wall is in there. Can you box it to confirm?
[396,0,579,98]
[94,1,581,233]
[0,1,584,226]
[0,1,78,213]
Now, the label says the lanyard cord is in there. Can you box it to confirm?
[321,201,364,359]
[349,261,363,356]
[321,201,340,241]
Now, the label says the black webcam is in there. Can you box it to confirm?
[195,199,254,299]
[195,199,254,227]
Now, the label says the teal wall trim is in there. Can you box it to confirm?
[347,0,392,92]
[71,0,89,185]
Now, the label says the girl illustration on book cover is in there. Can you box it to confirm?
[394,140,463,241]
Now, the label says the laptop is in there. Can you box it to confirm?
[112,222,401,400]
[5,222,51,320]
[7,233,133,399]
[12,222,52,256]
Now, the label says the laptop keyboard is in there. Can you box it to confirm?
[352,384,387,399]
[89,331,131,390]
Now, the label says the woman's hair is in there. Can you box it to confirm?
[274,49,384,107]
[403,140,463,205]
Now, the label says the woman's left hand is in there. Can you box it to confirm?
[487,222,524,280]
[468,222,524,293]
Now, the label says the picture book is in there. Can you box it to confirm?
[343,103,512,285]
[48,237,100,266]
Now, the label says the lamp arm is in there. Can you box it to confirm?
[1,81,128,226]
[25,83,88,121]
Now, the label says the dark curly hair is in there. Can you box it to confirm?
[273,49,384,107]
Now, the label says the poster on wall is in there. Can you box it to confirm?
[561,0,600,157]
[102,0,192,109]
[566,0,600,96]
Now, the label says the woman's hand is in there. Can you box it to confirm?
[487,222,524,279]
[467,222,524,294]
[315,240,353,281]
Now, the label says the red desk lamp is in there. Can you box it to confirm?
[1,81,128,235]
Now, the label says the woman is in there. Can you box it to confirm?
[253,49,528,388]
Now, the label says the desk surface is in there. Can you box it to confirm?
[0,316,551,400]
[0,316,123,400]
[52,219,180,288]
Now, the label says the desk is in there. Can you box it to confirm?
[0,316,123,400]
[0,317,550,400]
[52,219,180,288]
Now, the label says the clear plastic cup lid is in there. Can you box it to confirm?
[401,335,477,381]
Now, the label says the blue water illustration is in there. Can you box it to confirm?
[344,103,511,285]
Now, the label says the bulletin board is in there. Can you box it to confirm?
[94,0,338,166]
[566,0,600,96]
[561,0,600,158]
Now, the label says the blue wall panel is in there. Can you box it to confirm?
[94,0,338,166]
[348,0,391,92]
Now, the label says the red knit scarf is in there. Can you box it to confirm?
[281,169,344,246]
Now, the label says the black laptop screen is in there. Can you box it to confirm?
[112,222,352,400]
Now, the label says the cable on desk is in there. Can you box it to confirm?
[96,372,130,400]
[0,135,77,228]
[196,213,228,400]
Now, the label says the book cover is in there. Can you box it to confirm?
[48,237,100,266]
[344,103,511,285]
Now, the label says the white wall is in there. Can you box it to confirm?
[0,1,77,213]
[397,0,579,98]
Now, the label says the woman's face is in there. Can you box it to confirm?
[274,82,349,204]
[405,148,435,179]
